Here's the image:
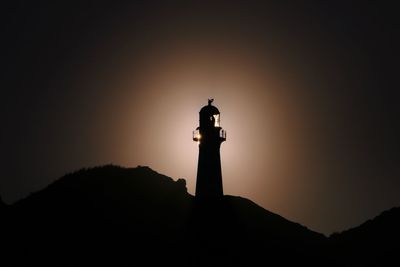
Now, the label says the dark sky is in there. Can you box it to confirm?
[2,1,399,234]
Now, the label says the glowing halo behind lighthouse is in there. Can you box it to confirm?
[193,99,226,199]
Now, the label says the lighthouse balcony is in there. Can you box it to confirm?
[193,129,201,141]
[193,129,226,142]
[220,129,226,141]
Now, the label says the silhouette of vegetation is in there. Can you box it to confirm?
[1,165,399,266]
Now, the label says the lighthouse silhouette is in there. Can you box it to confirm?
[193,99,226,199]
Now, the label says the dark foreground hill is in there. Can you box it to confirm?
[1,165,398,266]
[329,207,400,266]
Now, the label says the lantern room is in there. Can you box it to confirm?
[193,99,226,143]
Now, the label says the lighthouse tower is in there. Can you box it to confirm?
[193,99,226,199]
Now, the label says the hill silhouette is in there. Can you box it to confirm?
[329,207,400,266]
[0,195,5,208]
[1,165,398,266]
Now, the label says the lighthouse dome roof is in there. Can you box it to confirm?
[200,99,220,115]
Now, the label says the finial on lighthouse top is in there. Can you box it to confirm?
[201,99,219,116]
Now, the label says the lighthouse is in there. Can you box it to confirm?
[193,99,226,199]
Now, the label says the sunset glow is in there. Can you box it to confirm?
[3,1,399,236]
